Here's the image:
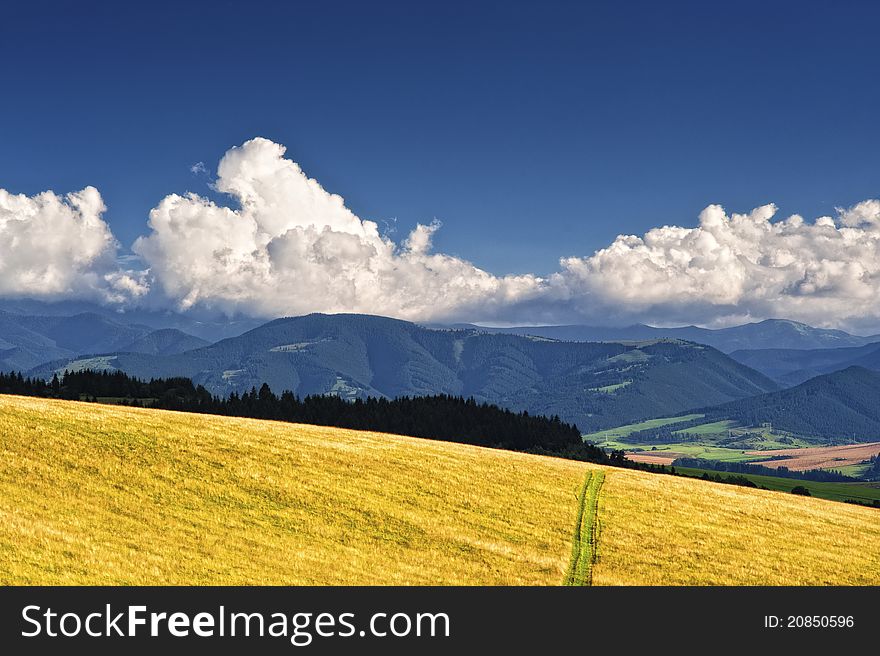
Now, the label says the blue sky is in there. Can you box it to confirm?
[2,0,877,273]
[1,1,880,329]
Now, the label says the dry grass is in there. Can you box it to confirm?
[0,395,587,585]
[3,395,879,586]
[593,467,880,585]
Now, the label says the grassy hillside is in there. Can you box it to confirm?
[1,396,878,585]
[594,467,879,585]
[0,395,586,585]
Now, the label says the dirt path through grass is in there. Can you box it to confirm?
[563,469,605,586]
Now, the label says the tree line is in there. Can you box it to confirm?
[865,455,880,482]
[672,456,856,483]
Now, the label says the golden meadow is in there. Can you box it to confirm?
[1,396,878,585]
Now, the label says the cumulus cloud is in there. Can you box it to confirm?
[133,138,543,321]
[0,186,148,303]
[132,139,880,330]
[552,200,880,330]
[5,137,880,331]
[132,137,880,330]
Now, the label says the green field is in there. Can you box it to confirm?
[53,356,118,374]
[589,416,836,478]
[732,431,819,450]
[675,419,738,436]
[676,467,880,505]
[2,395,879,585]
[587,415,822,449]
[833,463,873,478]
[583,414,704,442]
[95,396,158,404]
[589,381,632,394]
[622,442,761,462]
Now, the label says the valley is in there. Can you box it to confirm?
[586,409,880,504]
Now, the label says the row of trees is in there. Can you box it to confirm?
[172,384,586,453]
[699,472,760,489]
[672,457,855,483]
[0,370,200,402]
[865,455,880,481]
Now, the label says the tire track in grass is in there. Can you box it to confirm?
[563,469,605,586]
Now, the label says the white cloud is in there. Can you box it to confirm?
[6,138,880,332]
[133,139,880,331]
[0,186,147,302]
[552,200,880,330]
[402,220,440,255]
[133,138,543,321]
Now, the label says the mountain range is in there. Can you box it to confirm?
[443,319,880,353]
[8,305,880,437]
[0,310,209,372]
[0,299,262,343]
[27,313,778,432]
[729,342,880,386]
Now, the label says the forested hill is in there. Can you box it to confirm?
[702,366,880,441]
[28,313,778,432]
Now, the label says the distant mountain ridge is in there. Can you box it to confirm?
[0,299,261,343]
[3,297,873,363]
[0,310,209,372]
[730,342,880,386]
[29,313,778,432]
[442,319,880,353]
